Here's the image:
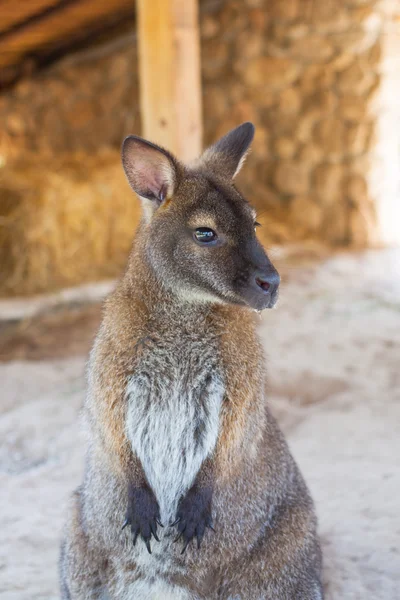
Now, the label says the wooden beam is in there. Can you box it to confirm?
[0,0,63,34]
[0,0,133,70]
[136,0,202,161]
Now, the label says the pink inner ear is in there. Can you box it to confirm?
[122,137,175,201]
[136,152,171,199]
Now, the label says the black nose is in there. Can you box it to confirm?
[255,270,280,296]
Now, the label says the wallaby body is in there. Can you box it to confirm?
[60,123,323,599]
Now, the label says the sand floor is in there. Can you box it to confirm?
[1,247,399,599]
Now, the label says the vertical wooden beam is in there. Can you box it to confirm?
[136,0,202,161]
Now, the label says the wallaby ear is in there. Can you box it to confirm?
[122,135,177,203]
[199,122,255,180]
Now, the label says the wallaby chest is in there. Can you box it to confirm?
[125,330,224,524]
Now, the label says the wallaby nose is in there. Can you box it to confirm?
[240,266,280,310]
[255,270,280,296]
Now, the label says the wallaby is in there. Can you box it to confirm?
[60,122,323,599]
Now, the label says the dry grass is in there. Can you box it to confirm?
[0,149,141,296]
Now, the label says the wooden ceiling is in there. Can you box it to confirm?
[0,0,135,88]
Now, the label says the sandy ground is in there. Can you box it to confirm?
[1,247,399,599]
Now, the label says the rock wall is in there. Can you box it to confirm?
[0,0,399,294]
[201,0,395,245]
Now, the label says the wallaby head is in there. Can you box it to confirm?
[122,122,279,311]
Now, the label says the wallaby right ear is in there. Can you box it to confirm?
[122,135,177,204]
[199,122,255,180]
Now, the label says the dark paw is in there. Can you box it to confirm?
[172,485,214,554]
[122,484,162,554]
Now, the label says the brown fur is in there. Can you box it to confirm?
[60,124,323,599]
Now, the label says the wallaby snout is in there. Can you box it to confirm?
[231,234,280,310]
[242,264,280,311]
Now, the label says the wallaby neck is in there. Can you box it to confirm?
[122,235,218,331]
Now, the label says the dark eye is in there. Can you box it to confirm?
[194,227,217,244]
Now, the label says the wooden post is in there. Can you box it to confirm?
[136,0,202,161]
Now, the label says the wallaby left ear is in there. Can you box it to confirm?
[199,122,255,180]
[122,135,178,204]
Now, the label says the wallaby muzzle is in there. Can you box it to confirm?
[234,237,280,310]
[238,263,280,310]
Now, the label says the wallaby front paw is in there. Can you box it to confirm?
[172,485,214,554]
[122,484,162,554]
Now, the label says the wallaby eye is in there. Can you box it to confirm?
[194,227,217,244]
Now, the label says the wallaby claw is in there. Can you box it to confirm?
[174,528,185,543]
[145,539,152,554]
[207,521,216,533]
[196,532,202,549]
[181,540,190,554]
[150,522,160,542]
[132,529,139,546]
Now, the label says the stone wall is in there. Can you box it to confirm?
[0,0,399,294]
[201,0,394,245]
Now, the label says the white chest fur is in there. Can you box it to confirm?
[125,343,224,524]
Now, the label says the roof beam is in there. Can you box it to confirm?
[0,0,133,70]
[0,0,64,35]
